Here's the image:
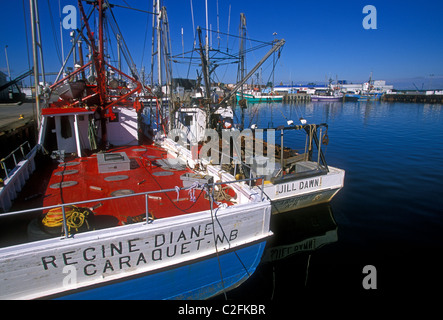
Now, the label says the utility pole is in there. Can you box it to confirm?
[117,34,122,80]
[239,13,246,99]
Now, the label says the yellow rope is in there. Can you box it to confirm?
[42,205,90,232]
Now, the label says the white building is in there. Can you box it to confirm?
[341,80,393,94]
[274,80,394,95]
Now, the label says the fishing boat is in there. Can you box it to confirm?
[236,90,283,103]
[311,93,343,102]
[251,123,345,214]
[344,73,382,101]
[0,0,272,300]
[175,107,345,215]
[172,25,344,215]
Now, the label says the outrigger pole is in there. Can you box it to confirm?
[217,39,285,108]
[29,0,46,130]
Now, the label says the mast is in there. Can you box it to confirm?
[29,0,45,130]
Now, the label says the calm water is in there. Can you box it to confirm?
[216,101,443,302]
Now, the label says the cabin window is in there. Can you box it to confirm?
[60,116,72,139]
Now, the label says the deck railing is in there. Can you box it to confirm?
[0,175,265,239]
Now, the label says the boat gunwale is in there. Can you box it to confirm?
[0,198,271,255]
[0,173,266,219]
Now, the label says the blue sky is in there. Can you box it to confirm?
[1,0,442,89]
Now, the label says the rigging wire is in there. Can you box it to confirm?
[46,0,63,66]
[190,0,196,48]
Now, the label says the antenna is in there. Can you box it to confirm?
[227,4,231,52]
[58,0,64,62]
[29,0,46,130]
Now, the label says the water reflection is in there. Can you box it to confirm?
[264,204,337,263]
[234,101,443,131]
[224,204,339,299]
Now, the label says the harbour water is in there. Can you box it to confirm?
[215,101,443,302]
[2,100,442,305]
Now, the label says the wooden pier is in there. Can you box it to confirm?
[283,93,311,102]
[383,93,443,104]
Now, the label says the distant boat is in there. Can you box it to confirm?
[311,87,343,102]
[251,124,345,214]
[345,72,383,101]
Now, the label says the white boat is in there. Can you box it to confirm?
[251,123,344,214]
[311,88,343,102]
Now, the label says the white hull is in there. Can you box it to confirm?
[0,200,271,299]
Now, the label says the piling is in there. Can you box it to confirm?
[283,93,311,103]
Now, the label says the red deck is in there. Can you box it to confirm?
[41,144,228,227]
